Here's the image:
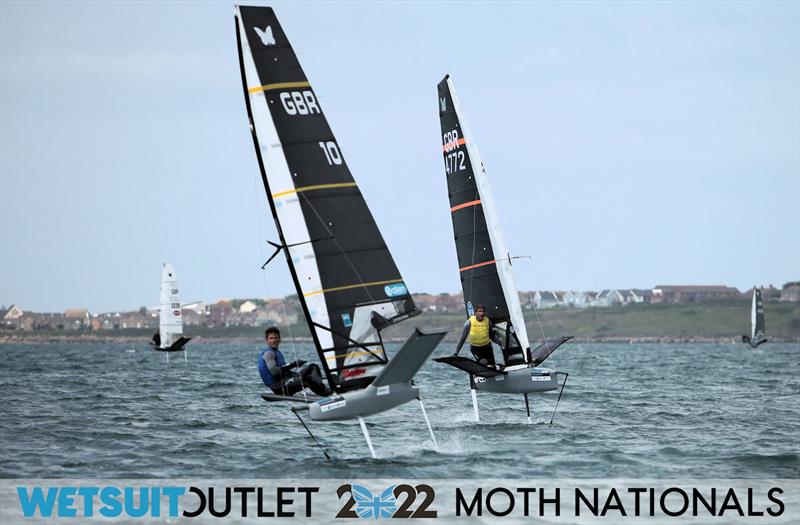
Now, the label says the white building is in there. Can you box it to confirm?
[596,290,625,307]
[3,305,24,320]
[239,300,258,313]
[563,291,590,308]
[533,291,561,309]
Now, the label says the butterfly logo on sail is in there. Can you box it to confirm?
[440,97,447,112]
[255,25,276,46]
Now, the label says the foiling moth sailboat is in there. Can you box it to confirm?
[235,6,446,458]
[150,263,191,359]
[742,287,767,348]
[433,75,571,423]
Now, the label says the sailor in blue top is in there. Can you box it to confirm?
[258,326,329,396]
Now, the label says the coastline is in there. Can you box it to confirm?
[3,302,798,346]
[2,333,797,345]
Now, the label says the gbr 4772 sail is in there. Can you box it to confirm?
[234,6,445,455]
[433,75,571,423]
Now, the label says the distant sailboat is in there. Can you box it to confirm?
[235,5,446,458]
[433,75,571,423]
[150,263,191,356]
[742,287,767,348]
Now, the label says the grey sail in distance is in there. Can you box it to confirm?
[236,6,418,393]
[743,288,767,348]
[437,75,528,363]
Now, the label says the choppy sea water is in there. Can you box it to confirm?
[0,341,798,479]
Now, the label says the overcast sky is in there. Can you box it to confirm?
[1,1,798,313]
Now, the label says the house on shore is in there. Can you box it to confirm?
[563,291,590,308]
[532,291,561,309]
[239,300,258,314]
[64,308,91,328]
[652,285,740,304]
[626,289,653,304]
[596,290,625,307]
[3,305,24,322]
[210,300,235,326]
[780,283,800,302]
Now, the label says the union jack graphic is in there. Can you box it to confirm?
[351,484,397,519]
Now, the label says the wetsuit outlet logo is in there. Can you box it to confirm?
[16,486,318,519]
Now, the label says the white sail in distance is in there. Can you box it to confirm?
[159,263,183,348]
[751,289,757,342]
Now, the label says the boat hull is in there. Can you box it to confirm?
[151,336,191,352]
[308,382,419,421]
[474,366,560,394]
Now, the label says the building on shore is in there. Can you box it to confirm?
[2,305,24,322]
[210,300,235,326]
[63,308,91,329]
[626,289,653,304]
[652,285,740,304]
[780,284,800,302]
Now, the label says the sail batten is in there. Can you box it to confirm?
[438,75,531,357]
[236,6,416,392]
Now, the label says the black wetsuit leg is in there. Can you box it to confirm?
[270,365,330,397]
[299,364,330,396]
[269,375,303,396]
[470,344,496,366]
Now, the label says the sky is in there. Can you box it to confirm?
[1,1,798,313]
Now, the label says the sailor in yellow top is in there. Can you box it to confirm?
[453,305,497,366]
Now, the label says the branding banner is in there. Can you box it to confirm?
[2,479,798,524]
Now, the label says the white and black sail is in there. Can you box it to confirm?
[236,6,419,393]
[434,75,571,424]
[743,287,767,348]
[437,75,531,363]
[153,263,190,352]
[159,263,183,347]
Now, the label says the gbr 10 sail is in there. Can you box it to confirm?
[235,6,419,393]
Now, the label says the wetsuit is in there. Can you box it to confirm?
[258,347,329,396]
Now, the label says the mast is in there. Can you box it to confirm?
[437,75,531,357]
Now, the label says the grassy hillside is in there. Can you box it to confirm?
[3,302,798,343]
[384,302,800,342]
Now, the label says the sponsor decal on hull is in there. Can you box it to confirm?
[318,395,346,412]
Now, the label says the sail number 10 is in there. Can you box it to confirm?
[319,141,342,166]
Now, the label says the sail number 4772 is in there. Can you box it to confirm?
[442,129,465,174]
